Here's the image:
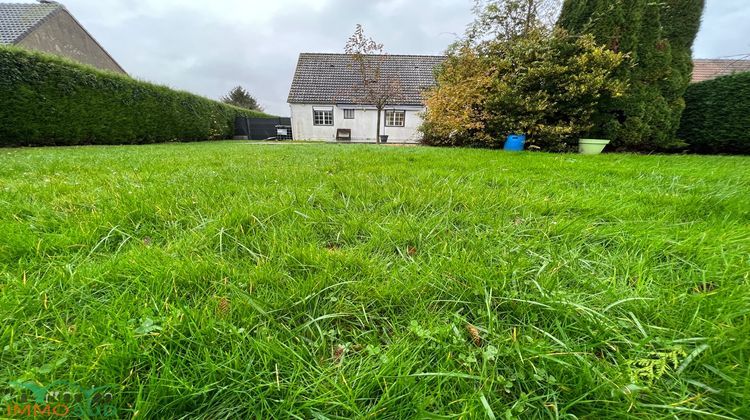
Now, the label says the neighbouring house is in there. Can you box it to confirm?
[287,53,445,143]
[0,1,125,74]
[692,59,750,83]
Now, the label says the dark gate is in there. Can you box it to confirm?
[234,117,292,140]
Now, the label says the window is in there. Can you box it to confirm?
[313,109,333,126]
[385,110,405,127]
[343,109,355,119]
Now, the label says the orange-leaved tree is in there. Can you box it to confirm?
[421,46,496,146]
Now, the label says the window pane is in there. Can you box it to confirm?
[385,110,405,127]
[313,110,333,126]
[344,109,355,119]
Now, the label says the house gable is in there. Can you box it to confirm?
[0,2,125,74]
[0,2,60,45]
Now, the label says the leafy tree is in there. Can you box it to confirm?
[344,24,404,144]
[422,29,625,150]
[558,0,704,151]
[221,86,263,111]
[419,46,495,146]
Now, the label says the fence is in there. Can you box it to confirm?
[234,117,292,140]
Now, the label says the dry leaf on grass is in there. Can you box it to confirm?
[217,297,230,316]
[332,345,346,364]
[466,324,482,347]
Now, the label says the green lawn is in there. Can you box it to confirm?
[1,142,748,418]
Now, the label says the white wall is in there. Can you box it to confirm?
[290,104,424,143]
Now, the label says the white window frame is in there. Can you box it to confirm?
[385,110,405,127]
[343,109,355,119]
[313,108,334,126]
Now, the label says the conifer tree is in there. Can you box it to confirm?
[558,0,702,150]
[662,0,705,87]
[661,0,706,140]
[221,86,263,112]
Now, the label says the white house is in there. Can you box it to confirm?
[287,53,445,143]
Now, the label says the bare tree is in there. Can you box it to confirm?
[344,24,404,144]
[466,0,562,44]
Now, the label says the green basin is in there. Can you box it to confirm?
[579,139,610,155]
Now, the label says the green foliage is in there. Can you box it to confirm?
[625,2,674,148]
[557,0,645,57]
[679,72,750,154]
[661,0,706,145]
[1,143,749,417]
[558,0,704,151]
[628,346,686,385]
[221,86,264,111]
[661,0,706,90]
[0,46,271,146]
[422,30,625,151]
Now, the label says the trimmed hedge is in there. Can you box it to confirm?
[0,46,270,146]
[679,71,750,154]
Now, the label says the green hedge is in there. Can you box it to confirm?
[0,46,271,146]
[679,71,750,154]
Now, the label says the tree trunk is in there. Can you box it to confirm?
[376,107,382,144]
[525,0,534,35]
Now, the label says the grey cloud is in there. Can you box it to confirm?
[693,0,750,58]
[7,0,750,115]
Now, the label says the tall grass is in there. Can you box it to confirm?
[0,143,748,418]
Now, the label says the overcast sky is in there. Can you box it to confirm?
[20,0,750,116]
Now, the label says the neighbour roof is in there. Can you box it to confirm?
[692,59,750,83]
[288,53,445,106]
[0,2,62,45]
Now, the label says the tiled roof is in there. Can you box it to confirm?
[0,2,62,45]
[288,53,445,106]
[692,59,750,83]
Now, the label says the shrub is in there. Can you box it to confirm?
[422,30,625,151]
[0,46,271,146]
[419,47,495,147]
[678,72,750,154]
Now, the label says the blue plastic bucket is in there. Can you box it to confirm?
[504,134,526,151]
